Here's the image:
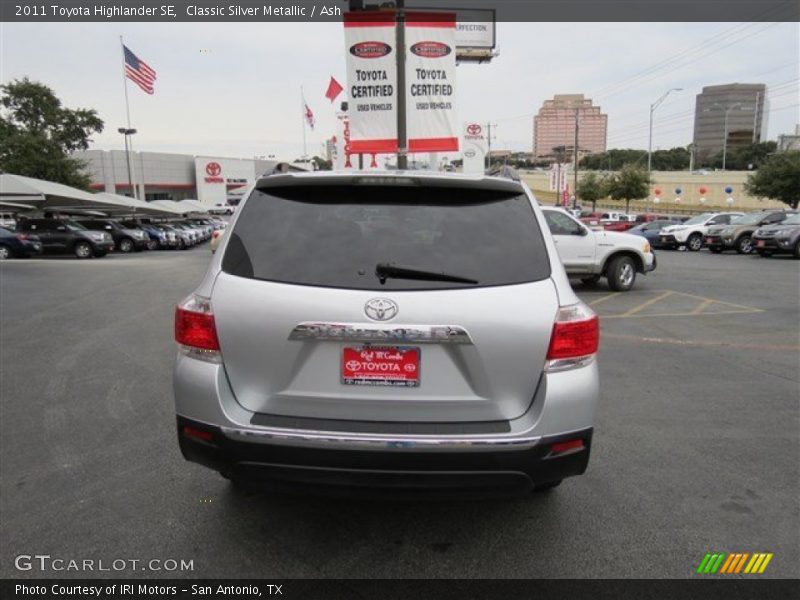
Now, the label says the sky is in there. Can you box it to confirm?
[1,21,798,161]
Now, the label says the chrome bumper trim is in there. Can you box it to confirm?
[288,322,473,345]
[220,425,541,452]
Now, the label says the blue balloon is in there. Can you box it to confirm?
[675,187,682,195]
[725,186,733,194]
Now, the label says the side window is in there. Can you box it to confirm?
[763,213,783,224]
[544,211,582,236]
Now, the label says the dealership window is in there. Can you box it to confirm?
[146,192,173,201]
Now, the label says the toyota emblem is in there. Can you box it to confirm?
[205,162,222,176]
[364,298,398,321]
[467,124,482,135]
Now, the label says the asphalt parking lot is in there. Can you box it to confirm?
[1,248,798,579]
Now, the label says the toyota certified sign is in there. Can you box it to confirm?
[350,41,392,59]
[410,41,451,58]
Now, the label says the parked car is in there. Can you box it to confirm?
[16,218,114,258]
[633,213,671,224]
[160,224,194,249]
[628,220,680,247]
[707,210,797,254]
[658,212,743,251]
[0,226,43,259]
[174,171,599,495]
[541,207,656,291]
[123,221,175,250]
[75,219,150,253]
[210,228,224,253]
[0,212,17,229]
[752,212,800,258]
[209,202,234,216]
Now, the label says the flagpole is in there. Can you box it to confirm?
[301,85,307,159]
[119,36,138,200]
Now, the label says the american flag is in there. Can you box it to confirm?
[123,45,156,95]
[304,103,315,130]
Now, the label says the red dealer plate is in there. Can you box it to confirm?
[342,346,420,387]
[756,240,765,247]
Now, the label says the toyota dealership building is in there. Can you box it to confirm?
[74,150,300,205]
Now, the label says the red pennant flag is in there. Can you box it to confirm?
[325,76,344,103]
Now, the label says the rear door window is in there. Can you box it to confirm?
[222,184,550,290]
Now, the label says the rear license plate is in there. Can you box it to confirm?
[342,346,420,387]
[756,240,765,247]
[706,237,714,244]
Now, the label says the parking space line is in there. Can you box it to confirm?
[690,298,715,314]
[603,333,800,352]
[603,309,765,320]
[589,292,621,306]
[670,290,764,313]
[622,291,673,316]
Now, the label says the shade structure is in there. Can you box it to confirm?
[0,174,179,216]
[175,199,210,214]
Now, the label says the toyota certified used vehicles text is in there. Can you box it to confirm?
[704,209,795,254]
[659,212,742,251]
[541,207,656,291]
[16,218,114,258]
[752,212,800,258]
[174,172,599,496]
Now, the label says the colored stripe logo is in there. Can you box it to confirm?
[696,552,773,574]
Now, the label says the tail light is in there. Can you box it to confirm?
[16,233,28,240]
[212,230,221,239]
[175,294,220,362]
[545,302,599,372]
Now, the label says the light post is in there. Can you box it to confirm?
[703,103,754,170]
[117,127,137,197]
[648,88,682,175]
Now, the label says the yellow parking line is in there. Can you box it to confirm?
[690,298,715,314]
[589,292,621,306]
[671,290,763,312]
[603,309,767,320]
[622,291,673,316]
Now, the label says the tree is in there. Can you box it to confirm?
[576,171,606,212]
[744,151,800,209]
[604,164,651,213]
[706,141,778,171]
[0,78,103,189]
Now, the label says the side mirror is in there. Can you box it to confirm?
[574,227,588,236]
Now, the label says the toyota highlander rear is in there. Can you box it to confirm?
[173,172,599,496]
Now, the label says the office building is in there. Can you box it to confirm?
[533,94,608,160]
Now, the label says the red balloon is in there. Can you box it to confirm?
[699,186,707,195]
[654,188,662,196]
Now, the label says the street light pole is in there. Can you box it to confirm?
[647,88,682,176]
[117,127,137,197]
[572,107,579,210]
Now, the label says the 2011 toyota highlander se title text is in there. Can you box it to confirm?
[173,171,600,496]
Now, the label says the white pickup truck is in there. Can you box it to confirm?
[541,207,656,291]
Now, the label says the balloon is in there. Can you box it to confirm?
[675,187,682,195]
[675,197,682,204]
[724,186,733,194]
[654,188,662,196]
[699,197,707,204]
[726,197,734,206]
[653,197,661,205]
[699,186,707,195]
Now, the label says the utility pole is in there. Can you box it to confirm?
[572,107,579,210]
[486,122,495,170]
[395,0,408,170]
[117,127,136,197]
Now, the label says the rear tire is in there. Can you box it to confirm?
[146,239,158,251]
[606,255,637,291]
[686,233,703,252]
[74,241,92,259]
[0,244,11,260]
[736,235,753,254]
[794,240,800,259]
[533,480,562,493]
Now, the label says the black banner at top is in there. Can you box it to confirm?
[2,0,799,23]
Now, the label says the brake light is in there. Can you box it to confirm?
[550,438,585,455]
[212,230,221,239]
[545,303,599,371]
[175,295,220,355]
[182,425,215,443]
[15,233,28,240]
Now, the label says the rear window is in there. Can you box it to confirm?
[222,184,551,290]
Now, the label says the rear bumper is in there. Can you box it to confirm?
[658,234,680,247]
[704,234,724,249]
[177,415,592,495]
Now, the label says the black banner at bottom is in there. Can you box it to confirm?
[2,579,799,600]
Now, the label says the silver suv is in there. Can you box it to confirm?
[173,172,599,495]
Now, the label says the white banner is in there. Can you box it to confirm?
[344,12,397,155]
[548,163,570,193]
[405,13,459,153]
[462,122,487,174]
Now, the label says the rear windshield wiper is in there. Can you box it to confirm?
[375,263,478,285]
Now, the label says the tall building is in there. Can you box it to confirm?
[533,94,607,160]
[692,83,767,162]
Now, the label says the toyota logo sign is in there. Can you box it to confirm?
[466,124,482,136]
[205,162,222,177]
[364,298,398,322]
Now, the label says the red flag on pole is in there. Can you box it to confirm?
[325,76,344,103]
